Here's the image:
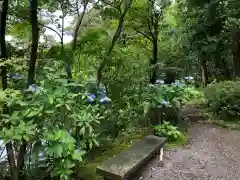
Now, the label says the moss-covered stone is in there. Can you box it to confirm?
[97,136,166,179]
[75,127,188,180]
[75,127,152,180]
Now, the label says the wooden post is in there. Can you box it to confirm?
[159,147,164,167]
[159,148,163,162]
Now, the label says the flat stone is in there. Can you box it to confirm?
[96,135,166,180]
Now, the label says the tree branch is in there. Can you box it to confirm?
[38,21,63,42]
[132,28,152,41]
[71,0,88,52]
[97,0,133,85]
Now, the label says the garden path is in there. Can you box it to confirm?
[133,107,240,180]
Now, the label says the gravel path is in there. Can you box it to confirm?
[133,122,240,180]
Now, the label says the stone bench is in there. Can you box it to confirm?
[96,135,166,180]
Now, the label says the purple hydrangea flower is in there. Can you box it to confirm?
[88,93,96,103]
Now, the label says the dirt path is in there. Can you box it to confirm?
[133,122,240,180]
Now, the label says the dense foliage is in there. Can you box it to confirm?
[1,0,240,179]
[205,80,240,121]
[154,121,181,141]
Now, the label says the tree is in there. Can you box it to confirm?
[17,1,39,179]
[28,0,39,85]
[0,1,19,180]
[228,0,240,77]
[97,0,133,85]
[127,0,170,83]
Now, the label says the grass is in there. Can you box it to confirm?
[197,110,240,130]
[203,118,240,130]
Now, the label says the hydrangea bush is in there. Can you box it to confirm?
[145,77,201,126]
[0,67,104,179]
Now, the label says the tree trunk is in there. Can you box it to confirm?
[150,36,158,84]
[200,52,208,87]
[221,57,231,80]
[17,143,27,180]
[97,0,133,86]
[149,1,159,84]
[71,0,87,53]
[28,0,39,85]
[0,1,18,180]
[232,27,240,78]
[19,0,39,179]
[0,0,8,90]
[67,0,88,80]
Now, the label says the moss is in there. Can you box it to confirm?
[76,127,188,180]
[76,163,101,180]
[204,119,240,130]
[198,111,240,130]
[76,127,152,180]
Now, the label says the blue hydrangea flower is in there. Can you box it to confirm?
[7,73,24,80]
[156,79,164,84]
[184,76,194,80]
[100,96,111,104]
[28,84,42,93]
[161,100,170,106]
[174,80,185,87]
[88,93,96,103]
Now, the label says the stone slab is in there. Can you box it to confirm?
[96,135,166,180]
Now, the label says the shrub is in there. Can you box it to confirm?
[144,82,201,126]
[153,121,181,141]
[204,81,240,121]
[146,82,201,110]
[0,68,103,179]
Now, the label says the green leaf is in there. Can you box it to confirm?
[27,110,40,118]
[72,150,86,161]
[18,101,28,106]
[47,144,63,156]
[65,104,71,111]
[45,110,55,114]
[80,127,85,135]
[56,104,63,108]
[23,135,30,142]
[22,109,30,117]
[88,141,93,149]
[93,139,99,147]
[15,134,22,141]
[10,111,20,121]
[49,96,54,104]
[89,126,93,134]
